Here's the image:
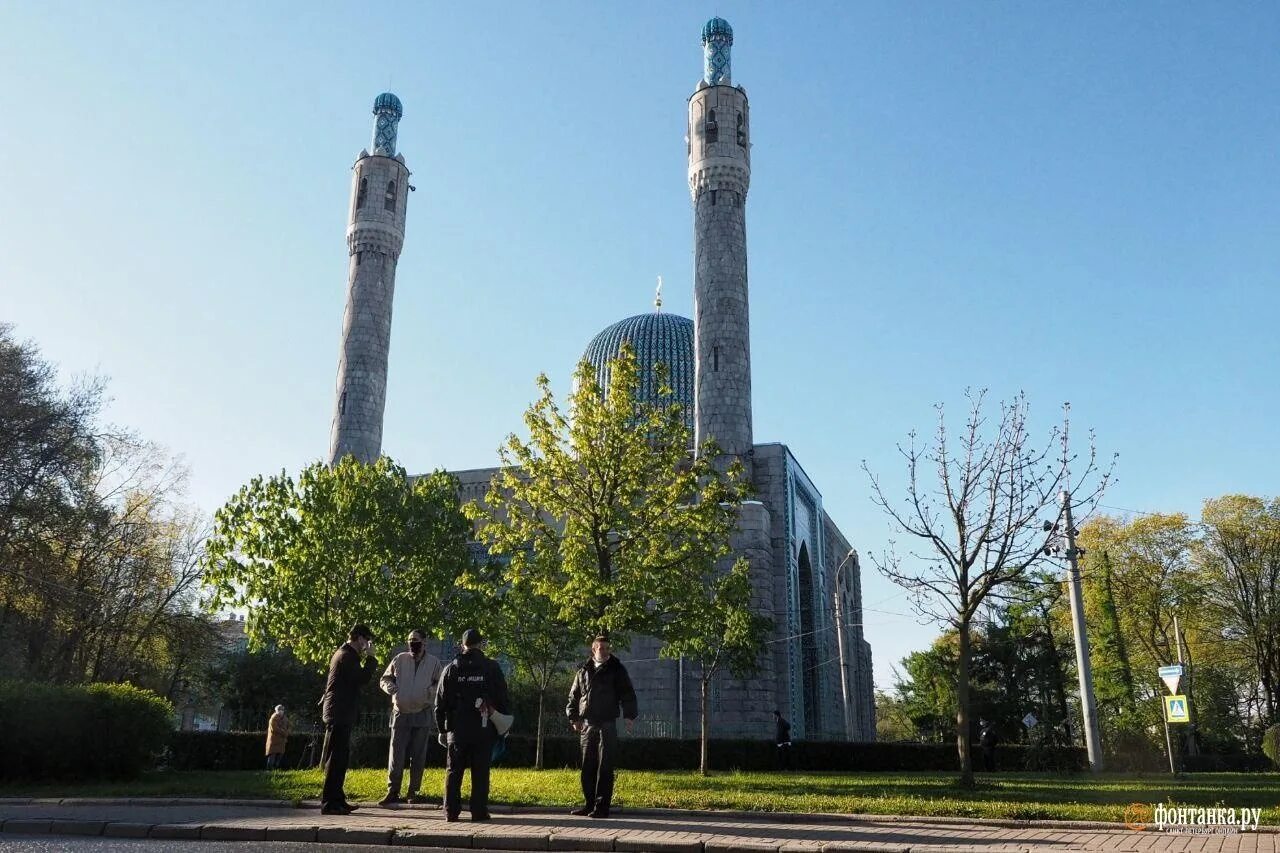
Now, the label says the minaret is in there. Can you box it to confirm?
[689,17,752,474]
[328,93,410,466]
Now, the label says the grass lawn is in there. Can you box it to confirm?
[4,769,1279,824]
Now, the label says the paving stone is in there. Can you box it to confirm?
[394,827,474,847]
[3,819,52,834]
[473,831,551,850]
[822,844,910,853]
[201,824,268,841]
[266,824,319,842]
[150,823,202,840]
[547,833,615,851]
[706,842,780,853]
[616,835,702,853]
[49,820,106,836]
[318,825,395,845]
[103,822,153,838]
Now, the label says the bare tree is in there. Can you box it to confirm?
[863,391,1113,786]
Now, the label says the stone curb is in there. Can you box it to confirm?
[0,796,1161,831]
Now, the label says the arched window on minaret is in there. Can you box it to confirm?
[384,180,397,212]
[736,112,745,147]
[357,178,368,210]
[706,108,718,144]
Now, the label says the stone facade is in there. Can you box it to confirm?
[689,79,753,470]
[328,97,410,466]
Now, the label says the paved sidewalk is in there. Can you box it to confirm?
[0,799,1273,852]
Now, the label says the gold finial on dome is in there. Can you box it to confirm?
[655,275,664,312]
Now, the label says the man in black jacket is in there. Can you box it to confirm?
[566,635,638,818]
[434,628,509,822]
[319,624,379,815]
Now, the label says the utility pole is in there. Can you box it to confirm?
[833,548,857,741]
[1061,491,1105,771]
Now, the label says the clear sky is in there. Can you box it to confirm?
[2,2,1277,693]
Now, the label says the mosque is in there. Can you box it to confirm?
[326,18,875,740]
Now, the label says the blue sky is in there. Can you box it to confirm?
[2,2,1278,693]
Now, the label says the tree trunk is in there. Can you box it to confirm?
[1101,551,1137,711]
[956,619,974,787]
[700,677,710,775]
[535,683,546,770]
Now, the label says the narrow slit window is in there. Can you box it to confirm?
[339,391,347,415]
[710,189,717,206]
[706,108,718,144]
[736,112,746,147]
[713,346,720,372]
[356,178,368,209]
[384,180,397,211]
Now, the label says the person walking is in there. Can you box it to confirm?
[434,628,509,822]
[978,718,999,772]
[265,705,290,770]
[772,710,792,771]
[319,624,378,815]
[566,635,637,819]
[378,629,443,806]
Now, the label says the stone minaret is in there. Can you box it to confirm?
[328,93,410,466]
[689,18,752,474]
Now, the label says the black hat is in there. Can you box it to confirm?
[350,624,374,642]
[592,634,611,644]
[460,628,484,646]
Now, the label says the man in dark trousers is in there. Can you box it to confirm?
[978,718,999,771]
[434,628,509,822]
[773,710,792,770]
[319,624,378,815]
[566,635,638,819]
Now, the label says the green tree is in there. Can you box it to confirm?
[660,557,771,773]
[465,344,749,643]
[1196,495,1280,728]
[203,457,472,666]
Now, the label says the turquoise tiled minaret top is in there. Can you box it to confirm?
[702,17,733,85]
[371,92,403,157]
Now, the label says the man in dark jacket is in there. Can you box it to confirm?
[566,635,638,818]
[434,628,509,822]
[319,624,379,815]
[773,710,792,770]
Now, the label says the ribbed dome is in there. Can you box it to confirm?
[373,92,403,117]
[582,312,694,432]
[702,17,733,44]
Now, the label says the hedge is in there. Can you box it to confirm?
[0,681,173,781]
[166,731,1087,773]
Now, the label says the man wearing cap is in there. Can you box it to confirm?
[566,635,638,818]
[378,629,443,806]
[319,624,379,815]
[434,628,509,822]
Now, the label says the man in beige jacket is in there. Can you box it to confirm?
[378,629,443,806]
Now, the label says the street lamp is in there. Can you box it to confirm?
[833,548,858,741]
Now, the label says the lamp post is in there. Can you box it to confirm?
[833,548,858,741]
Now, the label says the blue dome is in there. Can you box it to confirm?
[373,92,403,117]
[582,312,694,432]
[702,17,733,44]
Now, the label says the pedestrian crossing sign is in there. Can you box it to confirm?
[1164,695,1190,723]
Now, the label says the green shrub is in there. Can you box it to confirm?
[166,731,1089,773]
[0,681,173,781]
[1263,724,1280,770]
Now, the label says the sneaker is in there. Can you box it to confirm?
[444,814,460,823]
[569,806,592,816]
[378,794,404,808]
[471,812,492,822]
[406,794,429,805]
[588,807,611,819]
